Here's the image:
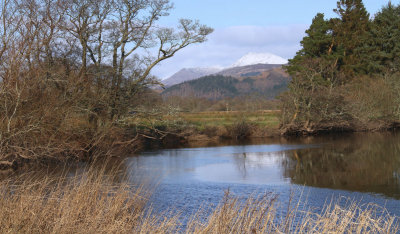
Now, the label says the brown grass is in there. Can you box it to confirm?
[0,168,398,233]
[0,167,180,233]
[187,192,399,233]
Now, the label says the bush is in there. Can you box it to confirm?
[227,118,252,139]
[280,74,400,134]
[201,126,219,137]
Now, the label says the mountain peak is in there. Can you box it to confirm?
[231,52,288,67]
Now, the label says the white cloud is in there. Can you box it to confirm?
[213,25,307,47]
[152,24,308,79]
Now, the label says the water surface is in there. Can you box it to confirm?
[124,132,400,217]
[10,132,400,221]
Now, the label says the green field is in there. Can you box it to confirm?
[124,110,281,134]
[178,110,281,129]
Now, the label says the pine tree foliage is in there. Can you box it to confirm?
[332,0,370,77]
[365,3,400,73]
[281,0,400,134]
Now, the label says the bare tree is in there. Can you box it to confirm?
[0,0,212,167]
[59,0,213,118]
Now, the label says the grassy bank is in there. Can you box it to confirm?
[179,110,280,129]
[125,110,281,147]
[0,168,398,233]
[179,110,281,140]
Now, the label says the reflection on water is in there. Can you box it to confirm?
[283,133,400,198]
[194,151,290,185]
[123,132,400,199]
[124,144,313,185]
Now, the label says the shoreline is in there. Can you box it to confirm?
[1,118,400,172]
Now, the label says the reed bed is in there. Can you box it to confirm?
[186,193,399,233]
[0,168,180,233]
[0,168,398,233]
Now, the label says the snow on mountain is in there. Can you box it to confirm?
[161,52,287,87]
[231,52,288,67]
[162,67,223,87]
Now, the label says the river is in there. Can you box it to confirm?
[121,132,400,220]
[14,132,400,222]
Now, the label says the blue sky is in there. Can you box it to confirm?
[153,0,397,79]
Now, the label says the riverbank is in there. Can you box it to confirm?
[121,110,281,150]
[2,108,400,171]
[138,110,400,149]
[0,110,280,171]
[280,120,400,136]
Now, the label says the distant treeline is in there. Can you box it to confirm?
[281,0,400,134]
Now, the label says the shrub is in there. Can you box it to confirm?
[227,118,252,139]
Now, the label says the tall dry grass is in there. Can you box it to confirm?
[0,167,180,233]
[0,167,398,233]
[186,192,399,233]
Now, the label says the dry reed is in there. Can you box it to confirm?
[186,192,399,233]
[0,166,180,233]
[0,168,398,233]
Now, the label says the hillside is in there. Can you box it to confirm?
[161,52,288,87]
[162,67,290,100]
[162,67,222,87]
[216,64,282,78]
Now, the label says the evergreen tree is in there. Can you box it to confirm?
[300,13,333,58]
[366,3,400,73]
[288,14,331,75]
[284,13,343,126]
[287,13,339,86]
[332,0,370,77]
[281,0,400,133]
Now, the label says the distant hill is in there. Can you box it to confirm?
[161,52,288,87]
[162,66,290,100]
[216,64,282,78]
[162,67,222,87]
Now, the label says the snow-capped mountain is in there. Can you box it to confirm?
[230,52,288,67]
[161,52,288,87]
[162,67,223,87]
